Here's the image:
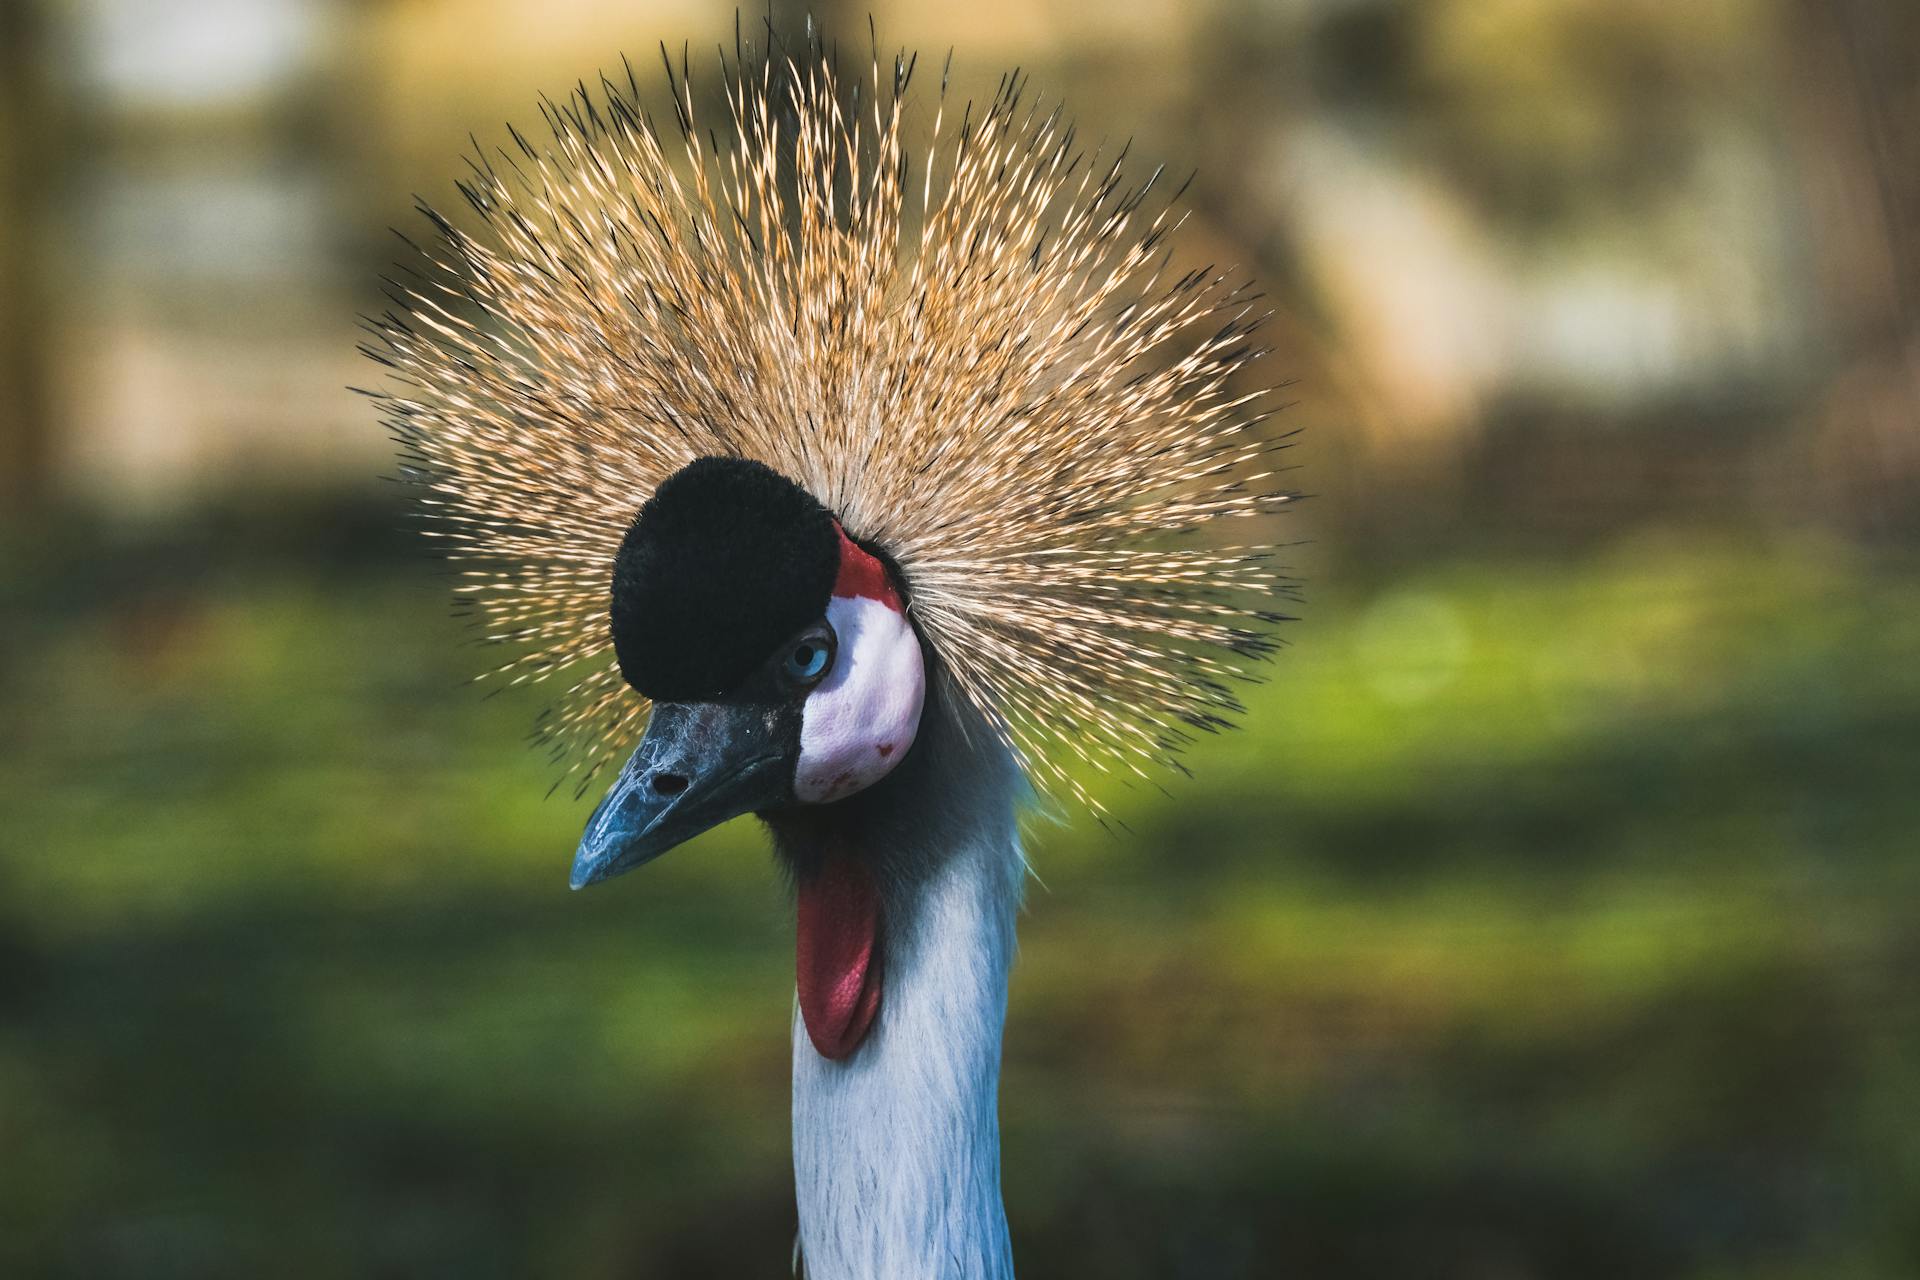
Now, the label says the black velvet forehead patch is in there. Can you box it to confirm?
[611,456,840,701]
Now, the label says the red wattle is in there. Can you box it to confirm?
[795,850,883,1060]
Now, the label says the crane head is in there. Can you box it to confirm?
[570,456,925,889]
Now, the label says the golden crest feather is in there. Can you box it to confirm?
[365,33,1297,809]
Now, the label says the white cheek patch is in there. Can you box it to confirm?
[794,594,925,804]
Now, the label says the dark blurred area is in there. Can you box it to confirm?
[2,2,1917,1277]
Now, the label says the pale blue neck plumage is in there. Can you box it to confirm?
[790,705,1025,1279]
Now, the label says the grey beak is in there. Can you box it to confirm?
[569,700,793,889]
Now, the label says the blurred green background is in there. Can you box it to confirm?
[2,1,1918,1276]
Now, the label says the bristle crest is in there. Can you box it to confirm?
[367,39,1295,805]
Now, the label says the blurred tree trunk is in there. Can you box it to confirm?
[1785,0,1920,535]
[0,1,52,519]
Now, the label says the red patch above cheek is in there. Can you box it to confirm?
[831,524,904,611]
[876,743,893,758]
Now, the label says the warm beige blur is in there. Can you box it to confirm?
[5,0,1914,539]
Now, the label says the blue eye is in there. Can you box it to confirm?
[785,636,832,683]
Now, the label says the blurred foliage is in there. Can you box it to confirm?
[2,512,1917,1277]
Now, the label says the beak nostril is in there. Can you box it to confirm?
[650,772,689,797]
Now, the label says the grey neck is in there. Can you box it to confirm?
[780,691,1024,1280]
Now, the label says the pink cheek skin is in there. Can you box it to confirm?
[794,594,926,805]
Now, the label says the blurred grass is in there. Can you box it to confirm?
[2,519,1918,1278]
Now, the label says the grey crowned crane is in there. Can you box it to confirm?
[366,32,1293,1280]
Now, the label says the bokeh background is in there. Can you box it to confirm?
[3,1,1917,1276]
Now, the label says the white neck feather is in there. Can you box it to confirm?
[789,702,1024,1279]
